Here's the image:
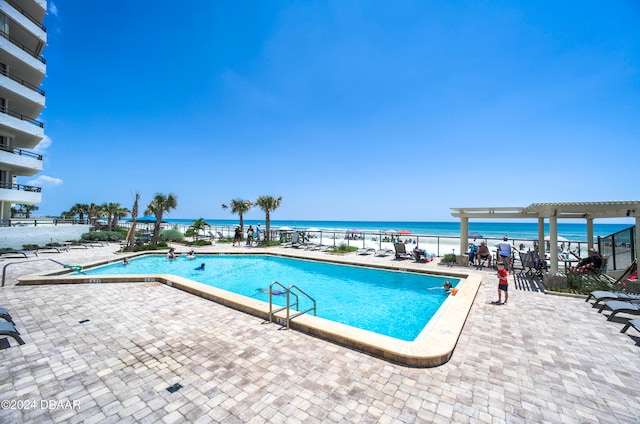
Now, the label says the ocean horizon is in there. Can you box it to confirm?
[135,218,634,242]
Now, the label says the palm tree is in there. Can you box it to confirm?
[88,203,104,226]
[145,193,178,244]
[103,202,128,230]
[254,195,282,241]
[69,203,90,223]
[188,218,209,241]
[15,204,39,218]
[221,199,252,233]
[124,192,140,251]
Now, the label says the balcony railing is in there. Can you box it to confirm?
[5,0,47,32]
[0,105,44,128]
[0,68,45,95]
[0,181,41,192]
[0,28,46,64]
[0,145,42,160]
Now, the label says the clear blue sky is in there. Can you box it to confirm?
[31,0,639,222]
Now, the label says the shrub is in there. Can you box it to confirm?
[81,231,123,241]
[22,244,39,250]
[562,270,614,294]
[332,243,358,254]
[160,229,184,242]
[131,243,169,252]
[441,253,457,263]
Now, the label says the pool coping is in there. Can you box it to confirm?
[17,252,482,367]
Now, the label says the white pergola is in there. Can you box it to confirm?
[451,201,640,274]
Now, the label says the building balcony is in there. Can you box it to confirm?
[1,0,47,44]
[0,105,43,149]
[0,71,45,117]
[0,28,46,75]
[0,145,42,175]
[0,180,41,204]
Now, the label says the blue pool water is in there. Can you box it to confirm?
[81,255,460,341]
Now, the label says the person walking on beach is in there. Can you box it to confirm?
[495,235,513,272]
[492,262,509,305]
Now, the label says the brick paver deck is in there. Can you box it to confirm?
[1,244,639,423]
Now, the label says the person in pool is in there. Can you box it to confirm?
[195,263,205,271]
[443,281,452,292]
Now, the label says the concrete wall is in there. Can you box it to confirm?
[0,225,91,249]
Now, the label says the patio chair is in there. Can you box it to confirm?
[0,307,14,324]
[598,300,640,321]
[0,321,25,346]
[620,319,640,345]
[393,243,413,260]
[375,249,393,257]
[357,247,375,255]
[585,291,640,306]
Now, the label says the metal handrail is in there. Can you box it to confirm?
[2,258,66,287]
[0,105,44,127]
[268,281,297,325]
[0,29,46,63]
[5,0,47,31]
[0,144,42,160]
[0,68,45,95]
[0,182,41,192]
[286,284,316,328]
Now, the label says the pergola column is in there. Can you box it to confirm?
[549,216,558,274]
[586,216,595,251]
[459,216,469,258]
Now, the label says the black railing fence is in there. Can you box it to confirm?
[598,226,636,271]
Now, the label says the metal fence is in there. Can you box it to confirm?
[598,226,636,271]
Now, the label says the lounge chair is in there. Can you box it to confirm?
[0,321,25,346]
[598,300,640,321]
[393,243,413,260]
[356,247,375,255]
[585,291,640,306]
[0,307,14,324]
[0,250,38,258]
[375,249,393,257]
[413,248,434,263]
[319,245,335,252]
[620,319,640,345]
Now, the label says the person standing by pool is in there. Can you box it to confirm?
[233,226,242,247]
[492,262,509,305]
[246,225,255,246]
[495,235,513,272]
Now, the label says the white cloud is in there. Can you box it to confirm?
[27,175,63,186]
[49,2,58,17]
[33,134,52,154]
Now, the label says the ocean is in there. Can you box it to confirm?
[147,219,633,242]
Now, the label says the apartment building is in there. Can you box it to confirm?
[0,0,46,222]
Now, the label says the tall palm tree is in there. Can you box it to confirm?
[145,193,178,244]
[124,192,140,251]
[88,202,103,226]
[221,199,252,233]
[254,195,282,241]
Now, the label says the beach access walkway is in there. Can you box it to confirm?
[1,243,639,423]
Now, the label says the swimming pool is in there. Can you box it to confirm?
[19,252,480,366]
[81,255,458,341]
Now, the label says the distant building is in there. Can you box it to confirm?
[0,0,47,222]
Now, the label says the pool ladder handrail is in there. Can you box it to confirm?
[268,281,316,330]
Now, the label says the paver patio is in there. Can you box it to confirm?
[1,244,639,423]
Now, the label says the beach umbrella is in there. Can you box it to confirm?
[306,227,321,232]
[469,232,483,239]
[384,229,397,234]
[348,229,363,234]
[136,215,158,222]
[397,230,412,235]
[279,226,293,231]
